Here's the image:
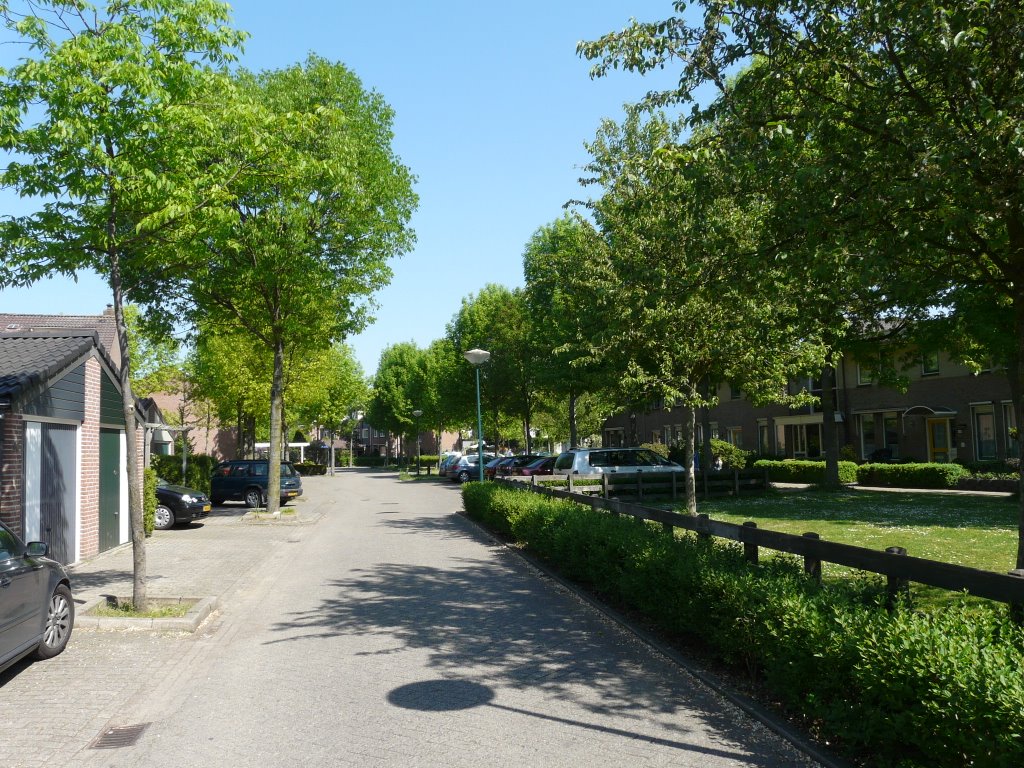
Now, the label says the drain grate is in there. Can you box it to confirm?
[89,723,150,749]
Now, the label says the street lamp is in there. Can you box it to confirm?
[463,348,491,482]
[412,409,423,475]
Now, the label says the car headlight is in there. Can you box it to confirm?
[180,494,196,503]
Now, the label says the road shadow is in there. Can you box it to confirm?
[265,517,801,764]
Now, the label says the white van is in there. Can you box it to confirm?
[552,447,684,475]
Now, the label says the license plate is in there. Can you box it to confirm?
[284,491,297,497]
[202,504,211,512]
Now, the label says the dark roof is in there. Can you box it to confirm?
[0,331,99,403]
[0,310,118,367]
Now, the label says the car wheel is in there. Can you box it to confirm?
[153,504,175,530]
[457,469,471,483]
[35,583,73,660]
[244,488,265,508]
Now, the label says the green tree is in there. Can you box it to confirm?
[169,55,416,511]
[366,342,425,461]
[446,284,538,452]
[523,214,617,448]
[124,305,182,397]
[0,0,246,609]
[581,0,1024,565]
[578,112,820,513]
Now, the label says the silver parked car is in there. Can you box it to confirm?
[448,453,496,483]
[1,521,74,674]
[553,447,685,475]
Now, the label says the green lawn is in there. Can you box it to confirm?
[666,489,1019,607]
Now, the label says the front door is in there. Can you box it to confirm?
[98,428,122,551]
[927,419,951,463]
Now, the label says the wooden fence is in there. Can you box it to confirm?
[495,477,1024,609]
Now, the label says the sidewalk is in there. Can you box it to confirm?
[68,482,331,612]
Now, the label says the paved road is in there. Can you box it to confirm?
[2,471,818,767]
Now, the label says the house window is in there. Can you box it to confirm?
[1003,403,1018,458]
[921,351,940,376]
[361,428,369,439]
[856,363,872,386]
[726,426,742,446]
[860,414,876,459]
[973,405,996,461]
[758,421,770,455]
[729,385,742,400]
[651,429,662,444]
[792,424,822,458]
[883,413,900,459]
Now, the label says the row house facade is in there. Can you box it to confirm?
[603,350,1014,465]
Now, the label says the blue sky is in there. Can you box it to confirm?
[0,1,684,375]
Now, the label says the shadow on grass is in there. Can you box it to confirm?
[692,488,1017,529]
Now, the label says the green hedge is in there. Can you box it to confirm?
[857,462,971,489]
[143,468,156,536]
[462,484,1024,767]
[294,462,327,475]
[151,454,219,494]
[753,459,858,484]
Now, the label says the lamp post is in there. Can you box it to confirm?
[463,348,491,482]
[412,409,423,475]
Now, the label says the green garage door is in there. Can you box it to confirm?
[99,428,122,551]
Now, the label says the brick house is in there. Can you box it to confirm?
[602,351,1015,465]
[0,328,137,565]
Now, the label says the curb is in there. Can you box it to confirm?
[455,510,853,768]
[76,596,219,633]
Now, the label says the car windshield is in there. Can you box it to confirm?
[156,477,171,488]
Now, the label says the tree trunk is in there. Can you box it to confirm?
[267,334,284,515]
[820,363,841,489]
[236,400,244,459]
[1014,294,1024,569]
[108,257,146,611]
[682,404,697,515]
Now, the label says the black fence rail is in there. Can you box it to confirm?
[495,477,1024,608]
[510,468,769,501]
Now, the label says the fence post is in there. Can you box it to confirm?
[733,468,740,495]
[742,521,758,564]
[763,467,770,491]
[671,471,677,500]
[568,474,575,494]
[697,513,711,541]
[637,472,644,501]
[885,546,909,611]
[1009,569,1024,624]
[602,474,609,499]
[702,469,708,499]
[803,532,822,583]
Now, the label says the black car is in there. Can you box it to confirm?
[1,521,74,674]
[210,459,304,508]
[154,478,212,530]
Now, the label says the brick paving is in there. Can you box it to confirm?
[1,472,824,768]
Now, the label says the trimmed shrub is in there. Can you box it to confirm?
[462,483,1024,767]
[754,459,858,484]
[294,462,327,476]
[143,467,156,536]
[857,462,970,489]
[710,438,752,469]
[151,454,218,494]
[640,442,669,458]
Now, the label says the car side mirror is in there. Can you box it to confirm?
[26,541,49,557]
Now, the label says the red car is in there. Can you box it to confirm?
[513,456,556,477]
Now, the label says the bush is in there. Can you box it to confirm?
[857,462,970,489]
[710,438,752,469]
[639,442,669,458]
[150,454,219,494]
[294,462,327,476]
[462,483,1024,767]
[143,468,156,536]
[754,459,858,484]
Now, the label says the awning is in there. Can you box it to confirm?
[901,405,957,417]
